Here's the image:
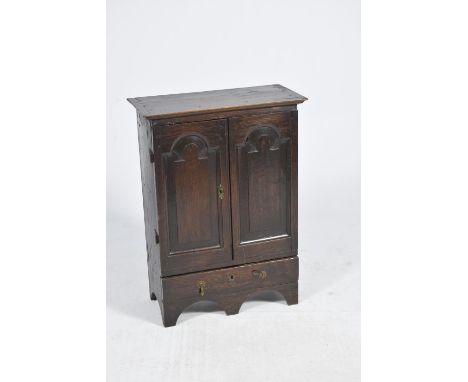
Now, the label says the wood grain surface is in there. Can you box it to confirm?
[128,84,307,119]
[129,85,306,326]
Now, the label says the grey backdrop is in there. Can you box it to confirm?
[107,0,360,381]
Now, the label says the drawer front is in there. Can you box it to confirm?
[162,257,298,301]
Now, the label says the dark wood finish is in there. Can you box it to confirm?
[136,114,162,302]
[161,257,298,327]
[150,105,298,127]
[229,111,297,264]
[128,84,307,119]
[154,119,233,276]
[129,85,306,326]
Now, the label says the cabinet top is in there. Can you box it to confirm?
[127,84,307,120]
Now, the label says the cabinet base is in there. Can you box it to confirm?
[155,256,299,327]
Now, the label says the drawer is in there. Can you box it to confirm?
[162,256,298,301]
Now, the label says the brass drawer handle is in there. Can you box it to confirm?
[197,280,206,296]
[217,184,224,200]
[252,270,267,280]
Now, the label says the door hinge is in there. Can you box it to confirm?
[149,148,155,163]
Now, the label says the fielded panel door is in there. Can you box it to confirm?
[228,111,298,264]
[154,119,233,276]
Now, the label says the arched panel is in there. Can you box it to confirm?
[239,125,289,242]
[237,124,290,243]
[155,119,233,277]
[164,133,219,253]
[229,112,295,263]
[244,125,281,153]
[170,134,209,161]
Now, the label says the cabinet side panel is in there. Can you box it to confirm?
[290,110,298,253]
[137,113,161,299]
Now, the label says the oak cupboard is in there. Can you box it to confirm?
[128,85,307,326]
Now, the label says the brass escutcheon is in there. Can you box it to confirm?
[217,184,224,200]
[252,270,267,280]
[197,280,207,296]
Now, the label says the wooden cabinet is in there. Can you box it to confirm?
[128,85,307,326]
[155,119,233,276]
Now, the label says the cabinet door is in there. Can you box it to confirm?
[155,119,232,276]
[229,111,298,263]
